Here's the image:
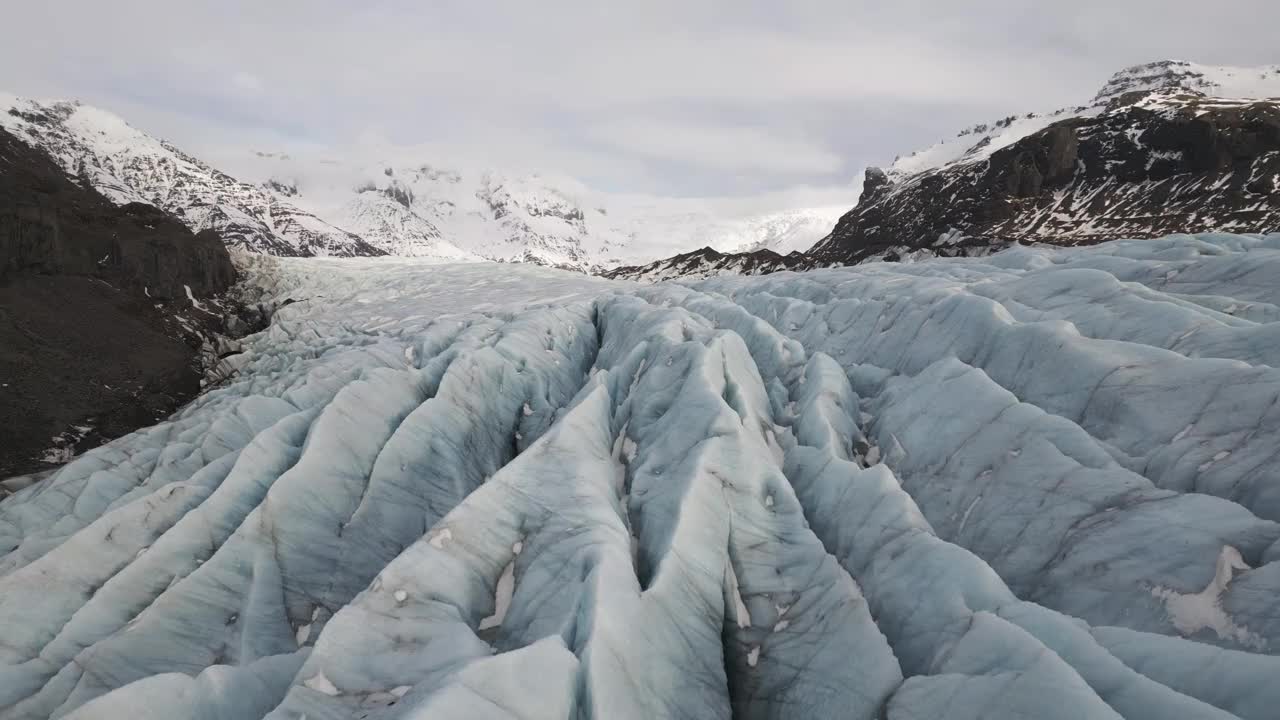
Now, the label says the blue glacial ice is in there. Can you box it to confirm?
[2,235,1280,718]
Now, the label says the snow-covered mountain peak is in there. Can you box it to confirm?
[241,149,850,270]
[888,60,1280,181]
[1094,60,1280,106]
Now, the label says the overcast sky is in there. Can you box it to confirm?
[3,1,1278,200]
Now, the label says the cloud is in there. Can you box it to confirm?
[2,0,1278,199]
[229,71,265,96]
[587,120,843,175]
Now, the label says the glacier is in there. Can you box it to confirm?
[3,232,1280,719]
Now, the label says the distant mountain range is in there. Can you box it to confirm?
[0,95,848,272]
[612,60,1280,281]
[230,151,851,270]
[4,59,1277,281]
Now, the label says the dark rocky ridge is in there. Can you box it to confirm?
[605,246,805,282]
[0,127,237,481]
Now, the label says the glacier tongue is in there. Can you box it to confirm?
[4,233,1280,719]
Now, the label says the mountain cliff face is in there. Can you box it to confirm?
[0,125,238,479]
[808,60,1280,265]
[0,126,235,304]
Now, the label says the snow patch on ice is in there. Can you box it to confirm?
[958,495,983,535]
[1198,450,1232,472]
[304,671,341,696]
[428,527,453,549]
[764,428,784,465]
[479,559,516,631]
[726,562,752,629]
[1152,546,1264,650]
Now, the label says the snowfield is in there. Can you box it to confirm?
[4,233,1280,719]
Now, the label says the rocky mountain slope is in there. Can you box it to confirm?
[811,60,1280,264]
[1,96,384,258]
[616,60,1280,281]
[1,94,846,271]
[0,125,236,479]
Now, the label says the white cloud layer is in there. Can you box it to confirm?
[2,0,1278,199]
[587,120,844,174]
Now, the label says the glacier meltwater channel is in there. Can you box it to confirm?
[3,233,1280,719]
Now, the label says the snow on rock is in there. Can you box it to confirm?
[1093,60,1280,106]
[3,233,1280,718]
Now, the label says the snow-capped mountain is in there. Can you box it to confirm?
[612,60,1280,282]
[808,60,1280,265]
[1,93,848,271]
[236,155,624,268]
[6,232,1280,718]
[0,95,384,258]
[237,150,848,270]
[1093,60,1280,106]
[886,61,1280,181]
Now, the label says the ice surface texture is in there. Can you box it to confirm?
[3,233,1280,719]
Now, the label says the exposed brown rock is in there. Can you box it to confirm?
[0,127,236,479]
